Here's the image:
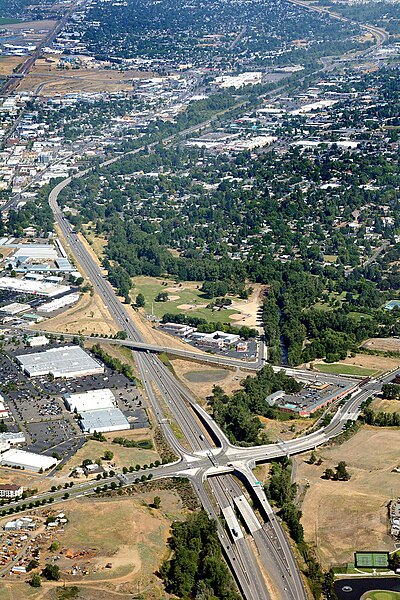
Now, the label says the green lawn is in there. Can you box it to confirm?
[314,291,346,312]
[131,276,237,323]
[361,592,400,600]
[315,363,378,376]
[349,311,373,322]
[0,18,22,24]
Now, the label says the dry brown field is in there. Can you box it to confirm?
[295,427,400,568]
[362,338,400,353]
[34,292,119,337]
[17,58,156,95]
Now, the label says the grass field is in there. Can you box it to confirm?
[315,363,378,376]
[361,592,400,600]
[58,437,159,478]
[132,276,237,322]
[314,291,346,311]
[0,18,22,24]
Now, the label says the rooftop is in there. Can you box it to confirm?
[17,345,104,378]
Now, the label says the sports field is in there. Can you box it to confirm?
[361,592,400,600]
[315,363,377,376]
[355,552,389,569]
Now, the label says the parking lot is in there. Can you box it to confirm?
[0,342,149,465]
[25,419,81,456]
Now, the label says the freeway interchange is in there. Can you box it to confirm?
[43,169,395,600]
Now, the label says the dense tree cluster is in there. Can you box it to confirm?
[208,366,302,445]
[160,510,240,600]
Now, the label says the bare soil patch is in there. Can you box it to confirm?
[228,284,265,328]
[18,60,156,95]
[34,292,119,337]
[172,359,244,398]
[342,353,400,372]
[362,338,400,353]
[296,427,400,567]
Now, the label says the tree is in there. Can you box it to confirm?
[153,496,161,509]
[103,450,114,461]
[0,420,7,433]
[155,291,169,302]
[49,541,60,552]
[382,383,400,400]
[309,450,317,464]
[323,468,335,480]
[26,559,39,572]
[30,573,41,588]
[335,461,350,481]
[136,293,145,307]
[42,564,60,581]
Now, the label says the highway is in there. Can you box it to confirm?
[0,0,90,97]
[287,0,389,46]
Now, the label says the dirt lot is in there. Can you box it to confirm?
[0,467,49,494]
[341,353,400,373]
[371,397,400,413]
[172,358,246,399]
[34,292,119,337]
[295,427,400,568]
[17,58,156,95]
[362,338,400,353]
[0,490,185,599]
[228,284,265,328]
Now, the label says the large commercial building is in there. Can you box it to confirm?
[65,389,115,413]
[64,388,130,434]
[39,293,79,313]
[0,276,70,298]
[17,345,104,379]
[0,449,57,472]
[79,408,130,434]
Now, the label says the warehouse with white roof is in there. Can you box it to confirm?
[0,277,70,297]
[64,388,130,433]
[79,408,130,434]
[65,389,115,413]
[17,346,104,378]
[0,449,57,472]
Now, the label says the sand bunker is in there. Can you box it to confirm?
[229,313,244,321]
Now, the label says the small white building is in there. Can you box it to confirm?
[0,484,23,498]
[27,335,50,348]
